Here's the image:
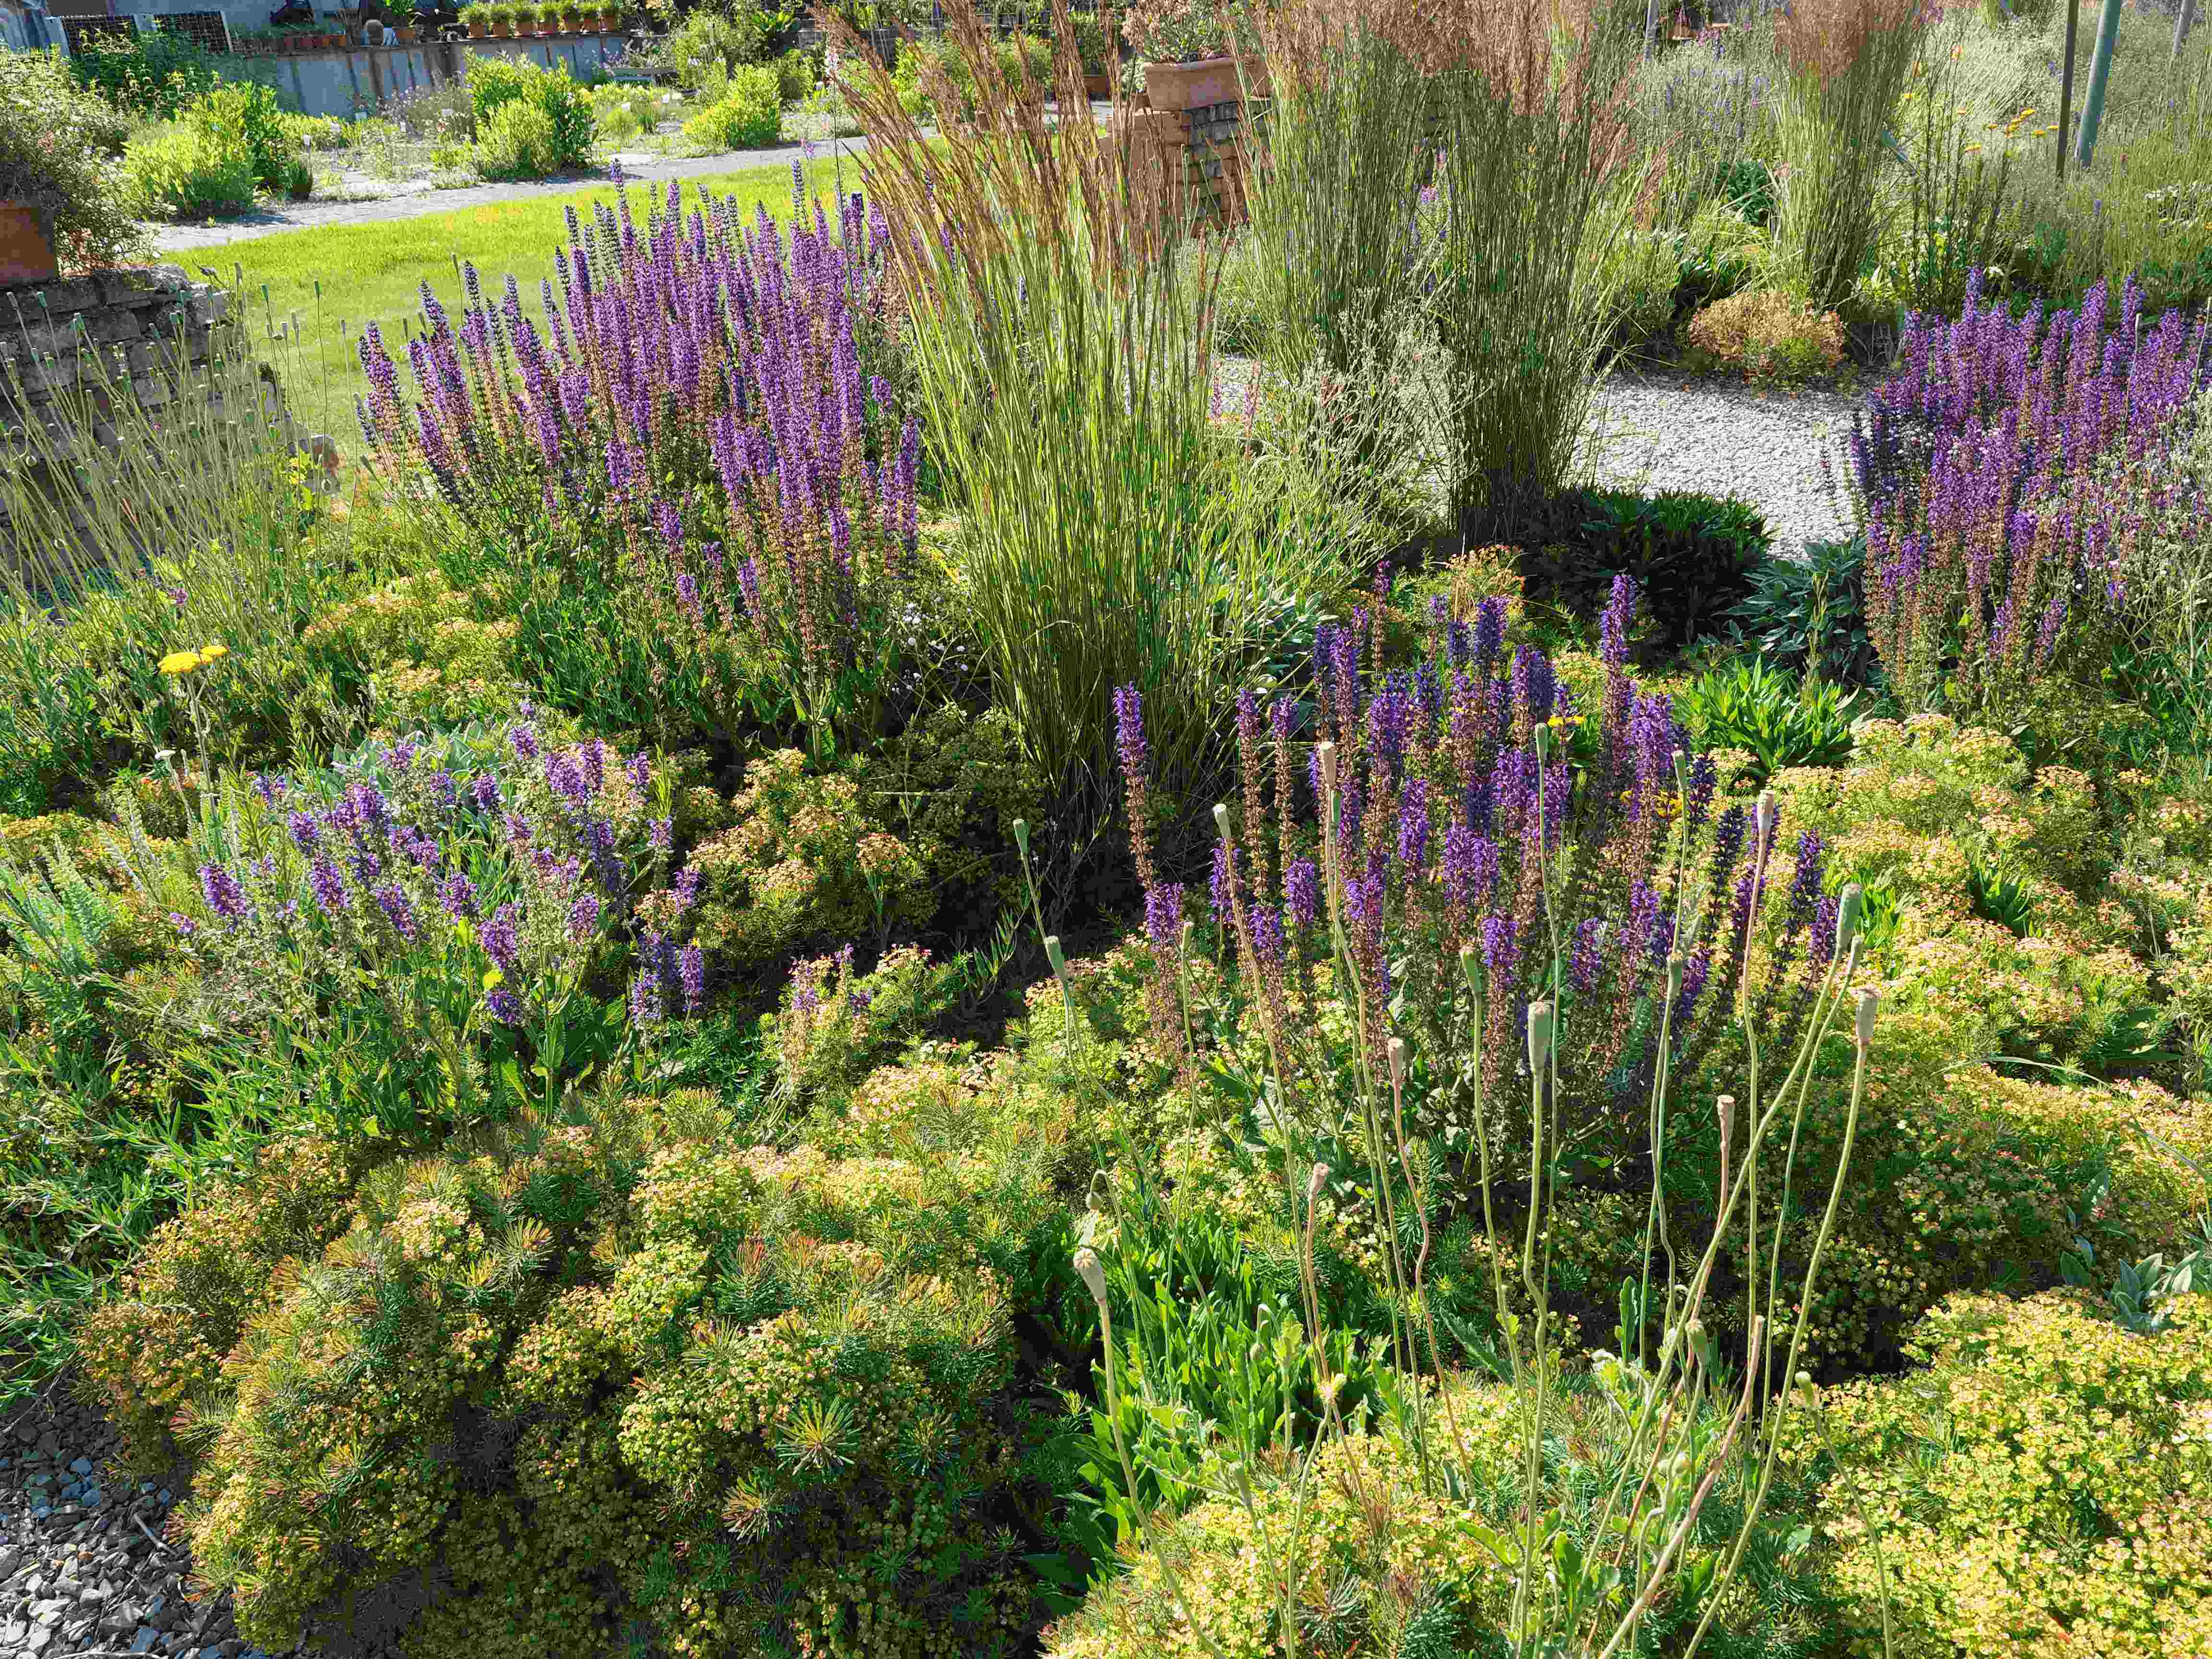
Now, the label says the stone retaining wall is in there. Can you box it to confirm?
[0,265,308,574]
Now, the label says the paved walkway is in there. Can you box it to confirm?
[149,136,873,252]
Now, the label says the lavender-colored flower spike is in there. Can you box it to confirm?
[200,863,250,924]
[1113,683,1148,783]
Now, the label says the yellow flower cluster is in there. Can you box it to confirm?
[157,642,229,675]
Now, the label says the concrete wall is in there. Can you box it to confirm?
[46,10,629,119]
[223,34,627,119]
[252,42,443,117]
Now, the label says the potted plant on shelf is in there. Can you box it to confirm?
[390,0,419,41]
[1123,0,1262,110]
[1074,10,1113,99]
[556,0,580,31]
[0,52,145,283]
[460,1,487,33]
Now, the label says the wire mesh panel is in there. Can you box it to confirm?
[156,9,232,50]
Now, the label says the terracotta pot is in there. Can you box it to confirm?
[396,24,415,40]
[468,18,485,33]
[1140,54,1264,112]
[1082,70,1110,99]
[322,31,344,47]
[0,201,58,288]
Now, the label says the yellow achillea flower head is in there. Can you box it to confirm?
[158,650,204,675]
[199,643,229,661]
[482,968,505,991]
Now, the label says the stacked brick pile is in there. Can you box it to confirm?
[1120,61,1263,225]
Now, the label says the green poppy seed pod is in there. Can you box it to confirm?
[1665,951,1683,997]
[1013,817,1030,856]
[1755,789,1776,842]
[1212,802,1233,841]
[1716,1093,1734,1126]
[1837,882,1863,954]
[1073,1247,1107,1306]
[1855,986,1879,1047]
[1307,1162,1330,1203]
[1387,1036,1406,1090]
[1526,1001,1555,1075]
[1533,721,1550,762]
[1044,935,1066,974]
[1317,740,1338,794]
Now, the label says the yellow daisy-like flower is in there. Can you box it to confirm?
[158,650,204,675]
[482,968,505,991]
[198,642,229,661]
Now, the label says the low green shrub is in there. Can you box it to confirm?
[473,95,562,180]
[123,82,305,217]
[1782,1289,2212,1659]
[771,46,819,103]
[1683,288,1849,383]
[0,48,141,268]
[680,63,781,150]
[466,56,593,173]
[301,569,526,726]
[686,748,930,974]
[88,1056,1085,1656]
[123,120,257,221]
[585,78,656,144]
[1520,487,1768,653]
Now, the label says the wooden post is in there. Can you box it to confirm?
[2178,0,2199,61]
[2056,0,2078,181]
[2075,0,2124,169]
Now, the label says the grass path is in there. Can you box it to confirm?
[218,152,863,439]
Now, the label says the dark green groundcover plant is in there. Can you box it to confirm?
[1520,488,1768,654]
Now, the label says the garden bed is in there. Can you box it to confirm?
[3,0,2212,1655]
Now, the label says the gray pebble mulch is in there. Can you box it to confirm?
[0,1383,259,1659]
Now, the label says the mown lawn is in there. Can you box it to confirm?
[205,155,859,437]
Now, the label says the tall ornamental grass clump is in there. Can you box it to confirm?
[1240,0,1434,376]
[1417,0,1639,529]
[1770,0,1930,308]
[355,173,921,758]
[1851,272,2212,712]
[1077,575,1880,1654]
[833,0,1353,840]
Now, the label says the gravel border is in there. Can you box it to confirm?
[1578,365,1864,558]
[0,1382,268,1659]
[1214,351,1867,561]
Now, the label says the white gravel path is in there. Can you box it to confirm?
[1216,351,1865,560]
[1577,367,1863,558]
